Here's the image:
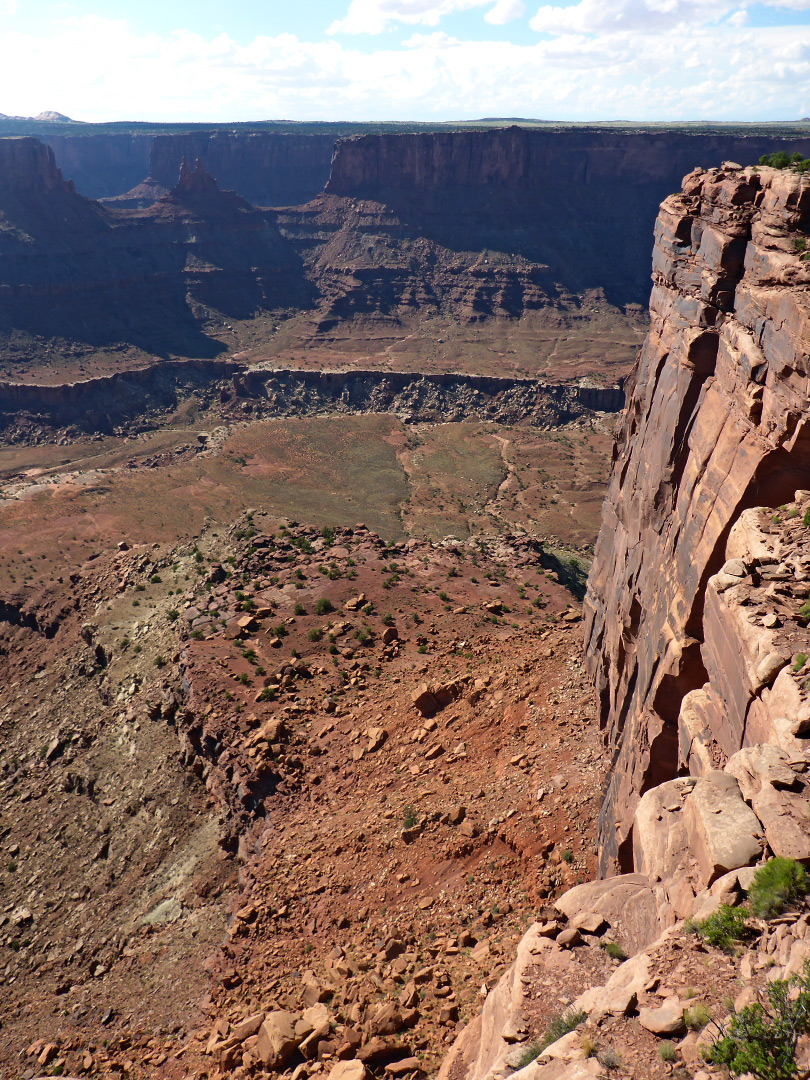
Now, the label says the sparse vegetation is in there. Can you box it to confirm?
[540,1008,587,1050]
[315,597,334,615]
[748,857,809,919]
[688,904,750,952]
[683,1002,712,1030]
[659,1041,676,1062]
[708,962,810,1079]
[600,941,627,961]
[515,1043,543,1069]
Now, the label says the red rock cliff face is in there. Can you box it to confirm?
[148,132,337,207]
[585,163,810,874]
[324,129,810,308]
[0,141,308,359]
[0,136,75,195]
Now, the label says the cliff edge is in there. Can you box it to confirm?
[436,159,810,1080]
[585,161,810,874]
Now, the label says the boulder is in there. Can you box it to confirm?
[255,1010,299,1068]
[725,744,810,861]
[683,770,764,886]
[638,1000,686,1036]
[555,874,659,954]
[412,684,439,717]
[329,1062,368,1080]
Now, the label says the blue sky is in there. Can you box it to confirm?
[1,1,809,121]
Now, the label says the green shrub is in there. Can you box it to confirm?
[692,904,750,952]
[684,1002,712,1030]
[308,627,323,642]
[659,1041,676,1062]
[708,962,810,1079]
[516,1043,543,1068]
[540,1008,587,1050]
[748,857,809,918]
[600,941,627,961]
[167,609,179,622]
[294,602,306,616]
[402,804,417,829]
[793,653,808,672]
[801,599,810,619]
[315,597,334,615]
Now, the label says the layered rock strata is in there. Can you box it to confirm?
[584,163,810,873]
[0,143,307,357]
[0,361,623,436]
[439,162,810,1080]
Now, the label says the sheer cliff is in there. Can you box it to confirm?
[0,143,308,359]
[271,130,810,340]
[585,162,810,874]
[436,160,810,1080]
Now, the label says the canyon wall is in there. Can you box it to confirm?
[148,132,336,207]
[324,129,810,309]
[38,131,334,204]
[0,360,624,435]
[584,162,810,875]
[0,145,307,358]
[41,133,152,198]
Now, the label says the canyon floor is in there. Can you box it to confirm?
[0,318,621,1079]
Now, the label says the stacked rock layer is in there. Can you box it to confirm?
[584,163,810,875]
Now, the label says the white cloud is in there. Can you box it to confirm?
[529,0,810,35]
[328,0,492,35]
[0,15,809,124]
[485,0,526,23]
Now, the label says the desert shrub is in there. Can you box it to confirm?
[516,1043,543,1068]
[308,628,323,642]
[402,805,417,829]
[659,1041,676,1062]
[294,602,306,616]
[540,1008,587,1050]
[600,941,627,961]
[793,653,808,672]
[707,963,810,1079]
[692,904,750,952]
[598,1047,622,1070]
[684,1003,712,1030]
[315,597,334,615]
[748,857,809,918]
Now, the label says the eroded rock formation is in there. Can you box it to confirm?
[0,140,307,357]
[584,162,810,873]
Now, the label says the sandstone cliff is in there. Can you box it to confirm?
[0,141,308,358]
[585,162,810,874]
[438,161,810,1080]
[324,129,810,308]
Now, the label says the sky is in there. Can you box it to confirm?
[0,0,809,123]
